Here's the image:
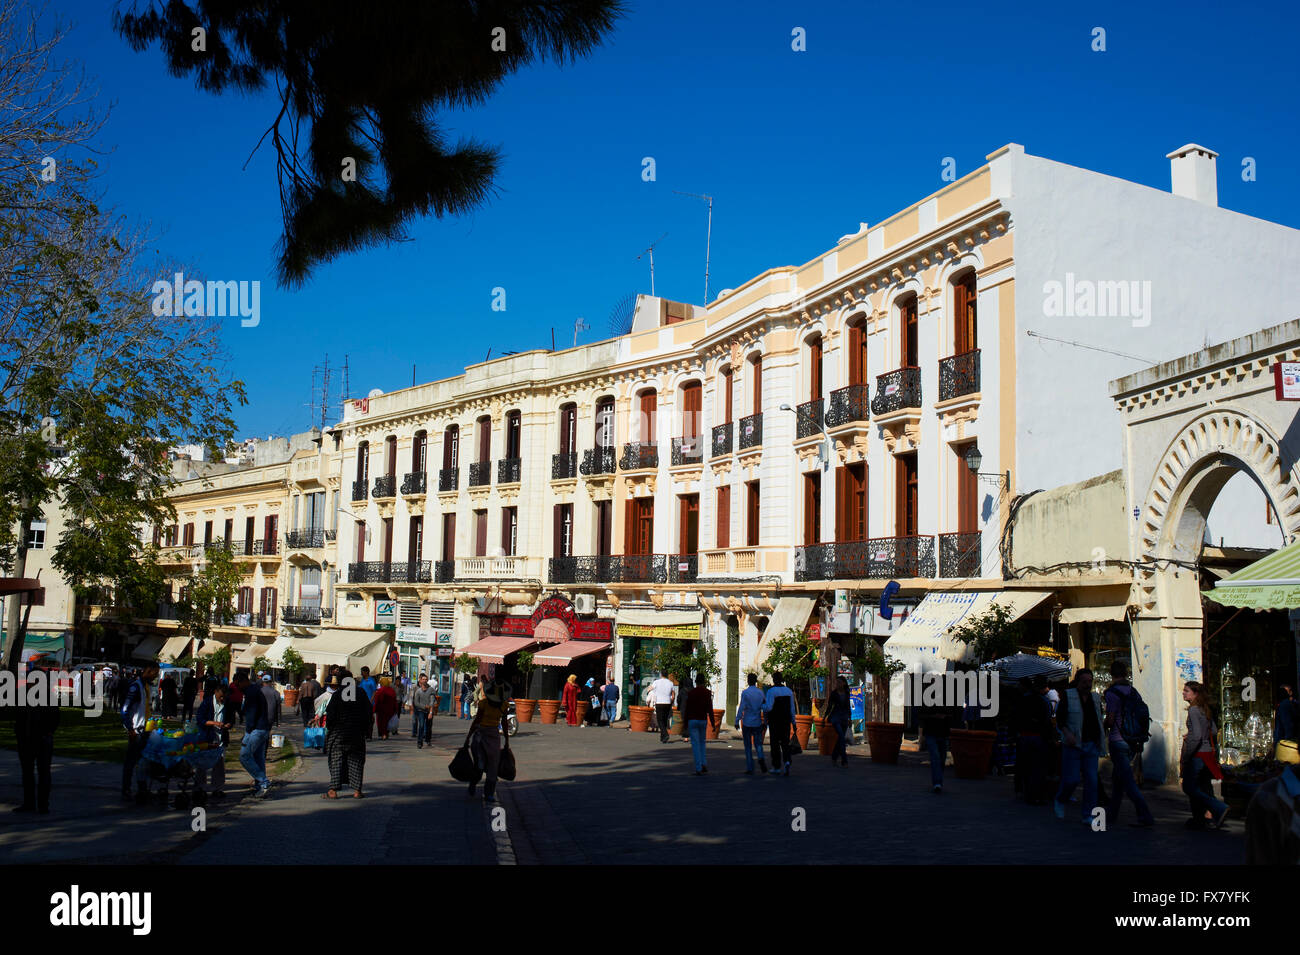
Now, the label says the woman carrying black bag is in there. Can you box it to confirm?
[466,678,511,803]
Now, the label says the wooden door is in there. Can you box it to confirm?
[679,494,699,553]
[682,382,702,439]
[901,296,918,366]
[954,273,977,355]
[639,391,657,445]
[626,497,654,555]
[895,454,918,537]
[803,473,821,546]
[722,368,733,423]
[474,510,488,556]
[836,463,867,542]
[746,481,760,547]
[849,321,867,386]
[751,357,762,415]
[441,513,456,561]
[716,485,730,549]
[809,338,823,402]
[956,444,978,533]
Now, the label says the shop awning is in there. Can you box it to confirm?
[533,640,611,667]
[234,643,271,667]
[1205,538,1300,609]
[462,636,536,665]
[261,635,298,666]
[614,607,704,628]
[159,635,193,662]
[534,618,570,644]
[294,629,390,672]
[132,635,166,661]
[754,596,817,670]
[980,652,1072,682]
[1057,604,1128,625]
[885,590,1053,670]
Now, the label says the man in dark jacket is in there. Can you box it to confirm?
[180,673,198,721]
[1014,676,1055,805]
[194,681,232,797]
[237,673,271,797]
[14,688,60,814]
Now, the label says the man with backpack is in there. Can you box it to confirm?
[1103,660,1155,828]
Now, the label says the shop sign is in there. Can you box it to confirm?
[436,632,453,646]
[808,623,822,641]
[396,627,444,645]
[1274,361,1300,400]
[618,623,700,640]
[375,600,396,631]
[437,647,454,657]
[849,685,865,720]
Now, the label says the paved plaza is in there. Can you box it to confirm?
[0,712,1248,865]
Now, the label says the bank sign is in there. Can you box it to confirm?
[396,627,454,646]
[375,600,396,631]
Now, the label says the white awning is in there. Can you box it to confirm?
[754,596,817,671]
[294,629,390,673]
[132,636,166,661]
[1058,604,1128,625]
[262,635,298,665]
[234,642,271,667]
[159,635,193,662]
[614,607,704,628]
[885,590,1053,671]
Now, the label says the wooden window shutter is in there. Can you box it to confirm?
[717,485,730,549]
[810,339,823,402]
[723,368,733,423]
[751,357,762,415]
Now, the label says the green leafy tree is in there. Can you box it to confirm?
[950,604,1024,665]
[176,546,242,649]
[759,627,827,715]
[114,0,626,287]
[453,652,478,676]
[280,646,305,683]
[199,644,232,683]
[514,649,537,698]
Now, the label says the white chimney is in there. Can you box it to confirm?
[1166,143,1218,207]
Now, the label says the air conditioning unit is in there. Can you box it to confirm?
[573,594,596,614]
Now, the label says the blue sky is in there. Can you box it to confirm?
[54,0,1300,438]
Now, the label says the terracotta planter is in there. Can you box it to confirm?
[628,704,652,733]
[948,729,996,779]
[575,700,590,724]
[794,714,814,749]
[705,709,724,740]
[538,699,560,724]
[515,699,537,724]
[283,688,299,708]
[865,721,904,764]
[817,718,838,756]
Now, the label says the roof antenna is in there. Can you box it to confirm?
[637,233,667,296]
[673,190,713,304]
[573,316,589,347]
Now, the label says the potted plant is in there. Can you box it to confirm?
[946,607,1022,778]
[513,650,538,723]
[863,641,906,764]
[280,647,305,707]
[760,626,827,750]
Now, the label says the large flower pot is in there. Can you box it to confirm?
[948,729,997,779]
[628,705,652,733]
[538,700,560,724]
[794,715,815,750]
[575,700,590,724]
[515,699,537,724]
[706,709,725,740]
[283,688,300,708]
[865,722,904,764]
[817,718,838,756]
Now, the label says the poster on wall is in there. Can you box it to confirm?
[1274,361,1300,400]
[1175,646,1202,684]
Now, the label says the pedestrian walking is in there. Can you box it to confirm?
[683,675,717,775]
[159,672,178,717]
[1054,668,1106,826]
[181,672,198,721]
[736,673,768,774]
[120,662,158,801]
[602,677,620,725]
[920,695,957,794]
[1102,661,1155,828]
[299,673,321,726]
[1014,676,1053,804]
[261,674,281,727]
[459,675,475,720]
[410,673,435,749]
[648,672,677,743]
[236,672,272,798]
[1181,681,1229,830]
[373,676,399,739]
[824,677,852,769]
[393,671,407,736]
[763,671,797,776]
[467,678,512,803]
[358,667,377,738]
[562,674,579,726]
[13,691,59,814]
[194,680,232,798]
[324,670,372,799]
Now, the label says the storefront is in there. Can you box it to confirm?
[614,607,704,720]
[471,595,613,702]
[396,626,455,712]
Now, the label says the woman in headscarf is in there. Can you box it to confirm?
[372,676,399,740]
[467,678,512,803]
[562,673,580,726]
[324,670,371,799]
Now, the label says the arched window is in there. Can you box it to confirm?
[896,293,918,367]
[356,441,369,483]
[846,315,868,387]
[951,270,977,356]
[720,365,733,424]
[412,430,427,473]
[806,335,824,403]
[595,396,615,448]
[558,403,577,455]
[680,381,702,439]
[383,434,397,477]
[442,425,458,470]
[636,389,657,445]
[505,410,522,459]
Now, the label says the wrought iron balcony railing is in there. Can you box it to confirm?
[619,442,659,471]
[352,479,368,502]
[871,367,922,416]
[939,531,983,578]
[434,559,456,583]
[712,422,733,457]
[498,457,522,484]
[468,461,492,487]
[282,605,328,625]
[401,470,427,495]
[285,528,325,549]
[794,536,936,581]
[373,474,397,498]
[552,451,578,480]
[438,467,458,492]
[738,412,762,450]
[795,398,824,438]
[548,554,666,584]
[938,349,980,402]
[348,561,433,584]
[580,446,616,476]
[825,383,870,428]
[671,436,703,466]
[667,553,698,583]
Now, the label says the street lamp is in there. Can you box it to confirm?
[963,445,1009,490]
[779,403,833,470]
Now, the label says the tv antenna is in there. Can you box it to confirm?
[573,316,590,347]
[673,190,713,304]
[637,233,667,296]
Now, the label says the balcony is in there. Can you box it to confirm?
[347,561,433,584]
[939,531,983,578]
[552,452,578,480]
[619,442,659,471]
[434,559,455,583]
[794,536,936,581]
[220,611,270,630]
[373,474,397,499]
[580,446,616,476]
[711,422,733,458]
[230,538,279,557]
[938,349,980,403]
[738,412,762,450]
[438,467,458,492]
[547,554,667,584]
[497,457,522,485]
[871,367,922,416]
[456,555,526,579]
[699,547,770,575]
[468,461,491,487]
[667,553,698,583]
[401,471,427,495]
[671,436,703,467]
[825,383,870,429]
[795,398,824,439]
[285,528,325,549]
[282,605,333,625]
[351,479,368,502]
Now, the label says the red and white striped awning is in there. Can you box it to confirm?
[462,636,536,665]
[533,640,611,667]
[533,618,570,644]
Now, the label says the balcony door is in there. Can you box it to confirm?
[716,485,731,549]
[595,397,615,448]
[477,417,491,464]
[804,472,822,546]
[595,500,612,557]
[506,411,521,459]
[681,382,701,441]
[679,494,699,554]
[955,442,978,533]
[554,504,574,558]
[382,517,394,565]
[413,431,427,473]
[836,463,867,542]
[560,404,577,455]
[809,337,823,402]
[441,513,456,562]
[443,426,459,470]
[895,453,918,537]
[639,390,657,444]
[953,272,977,355]
[474,510,488,557]
[900,295,919,367]
[385,435,397,477]
[848,320,868,386]
[626,497,654,556]
[722,367,733,424]
[408,516,423,564]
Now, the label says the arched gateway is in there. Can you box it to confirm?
[1111,320,1300,779]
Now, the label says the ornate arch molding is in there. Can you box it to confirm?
[1135,408,1300,613]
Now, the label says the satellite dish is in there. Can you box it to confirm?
[607,293,637,337]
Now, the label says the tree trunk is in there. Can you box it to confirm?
[1,510,31,673]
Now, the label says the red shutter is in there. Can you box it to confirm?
[682,383,702,439]
[751,358,762,416]
[723,368,733,424]
[717,485,730,549]
[810,339,823,402]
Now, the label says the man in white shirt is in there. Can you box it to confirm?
[648,673,677,743]
[736,673,768,774]
[762,670,798,775]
